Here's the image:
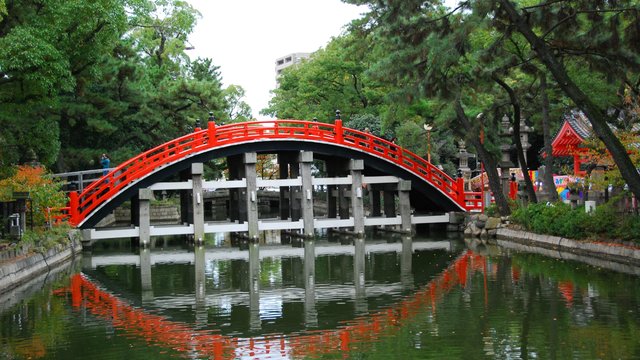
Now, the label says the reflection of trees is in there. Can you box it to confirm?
[336,253,640,359]
[2,279,71,359]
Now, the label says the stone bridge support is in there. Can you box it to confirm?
[138,188,153,247]
[299,151,315,237]
[350,159,365,235]
[192,163,204,243]
[244,153,258,240]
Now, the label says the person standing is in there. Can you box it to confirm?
[101,154,110,176]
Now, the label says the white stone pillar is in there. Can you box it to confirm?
[192,163,204,243]
[299,151,315,237]
[138,188,153,247]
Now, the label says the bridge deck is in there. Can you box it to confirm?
[85,214,451,240]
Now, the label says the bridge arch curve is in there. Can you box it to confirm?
[72,120,476,228]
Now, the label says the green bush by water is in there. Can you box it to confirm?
[511,201,640,244]
[20,224,73,253]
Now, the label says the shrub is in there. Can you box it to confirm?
[0,165,67,227]
[510,201,627,241]
[21,223,73,252]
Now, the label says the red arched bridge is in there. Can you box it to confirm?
[63,119,481,229]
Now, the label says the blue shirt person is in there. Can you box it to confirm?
[100,154,111,176]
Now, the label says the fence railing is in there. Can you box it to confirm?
[50,168,115,193]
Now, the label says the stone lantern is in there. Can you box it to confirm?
[510,118,533,167]
[457,139,474,191]
[500,115,515,197]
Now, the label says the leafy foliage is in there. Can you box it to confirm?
[263,34,386,122]
[0,166,67,226]
[583,130,640,189]
[21,223,73,252]
[0,0,238,174]
[511,200,640,243]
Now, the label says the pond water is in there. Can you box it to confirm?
[1,232,639,359]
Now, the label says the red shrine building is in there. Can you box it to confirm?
[550,110,591,176]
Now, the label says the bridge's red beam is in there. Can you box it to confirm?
[54,251,486,358]
[67,120,481,226]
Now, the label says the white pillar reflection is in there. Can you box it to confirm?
[401,236,414,291]
[304,239,318,329]
[353,238,367,316]
[248,243,261,331]
[194,245,207,328]
[139,247,153,304]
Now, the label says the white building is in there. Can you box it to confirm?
[275,52,311,77]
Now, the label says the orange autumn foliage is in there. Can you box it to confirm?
[0,165,67,226]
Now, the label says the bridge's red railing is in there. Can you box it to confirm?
[68,120,480,226]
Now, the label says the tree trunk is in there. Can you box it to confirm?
[454,99,511,216]
[493,75,538,203]
[540,74,559,202]
[499,0,640,201]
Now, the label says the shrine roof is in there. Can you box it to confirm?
[550,110,591,156]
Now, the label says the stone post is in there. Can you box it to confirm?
[299,151,315,237]
[398,180,412,233]
[192,163,204,243]
[138,188,154,247]
[244,152,258,241]
[350,159,365,236]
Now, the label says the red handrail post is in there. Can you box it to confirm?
[335,119,343,143]
[69,191,79,226]
[207,120,216,147]
[456,177,466,208]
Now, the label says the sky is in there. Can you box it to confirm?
[187,0,368,120]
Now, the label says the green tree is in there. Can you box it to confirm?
[263,34,386,122]
[52,1,227,170]
[0,0,132,172]
[343,0,516,214]
[494,0,640,200]
[223,85,253,122]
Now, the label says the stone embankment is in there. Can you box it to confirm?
[496,228,640,266]
[463,214,508,239]
[0,231,83,293]
[463,213,640,266]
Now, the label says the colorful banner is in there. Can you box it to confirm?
[470,170,582,200]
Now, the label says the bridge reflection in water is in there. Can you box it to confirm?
[55,238,487,359]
